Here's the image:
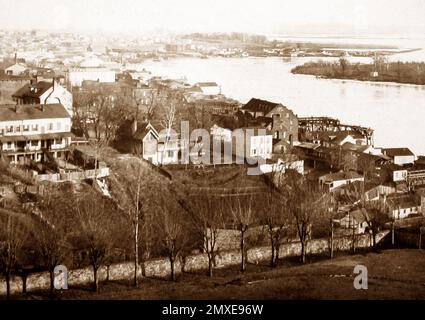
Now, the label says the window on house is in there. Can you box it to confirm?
[31,140,38,147]
[15,126,21,132]
[7,142,12,149]
[32,124,38,131]
[167,150,174,157]
[252,148,257,155]
[6,126,13,133]
[48,123,53,130]
[23,125,29,132]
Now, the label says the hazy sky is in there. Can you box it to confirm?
[0,0,424,36]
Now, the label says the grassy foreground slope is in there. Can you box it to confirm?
[21,249,425,300]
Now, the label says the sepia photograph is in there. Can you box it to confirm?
[0,0,425,310]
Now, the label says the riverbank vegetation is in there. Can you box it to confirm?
[291,59,425,85]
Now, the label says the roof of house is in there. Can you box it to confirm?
[296,142,320,150]
[358,152,391,163]
[383,148,414,157]
[0,74,32,81]
[386,195,420,209]
[320,170,364,183]
[242,98,282,114]
[186,86,203,93]
[320,131,364,144]
[236,126,272,136]
[133,122,159,140]
[349,209,369,223]
[195,82,218,87]
[342,142,371,153]
[0,103,70,121]
[416,156,425,165]
[3,63,26,70]
[0,61,13,70]
[12,81,53,99]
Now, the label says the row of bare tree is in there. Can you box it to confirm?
[1,166,389,300]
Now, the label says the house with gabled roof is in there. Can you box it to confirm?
[319,170,364,192]
[134,122,160,165]
[194,82,221,95]
[382,148,415,165]
[12,79,73,116]
[241,98,298,149]
[386,194,421,220]
[2,63,27,76]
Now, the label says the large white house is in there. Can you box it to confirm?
[12,80,73,116]
[0,103,72,164]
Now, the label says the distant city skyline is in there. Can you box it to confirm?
[0,0,425,37]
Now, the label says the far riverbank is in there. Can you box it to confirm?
[291,60,425,86]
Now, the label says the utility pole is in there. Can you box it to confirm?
[352,214,356,254]
[391,220,395,246]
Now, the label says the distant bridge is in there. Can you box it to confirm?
[298,116,374,145]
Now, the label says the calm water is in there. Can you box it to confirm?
[142,55,425,156]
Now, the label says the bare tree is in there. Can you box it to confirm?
[154,204,188,281]
[113,159,157,287]
[0,213,28,300]
[74,196,116,292]
[160,104,176,165]
[72,90,96,139]
[34,195,70,298]
[125,162,144,286]
[339,58,349,77]
[260,191,293,267]
[227,196,257,272]
[345,181,389,251]
[184,194,225,277]
[131,87,159,121]
[73,87,128,143]
[88,137,108,175]
[287,176,326,263]
[318,193,339,259]
[362,201,389,251]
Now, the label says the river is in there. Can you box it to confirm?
[141,53,425,156]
